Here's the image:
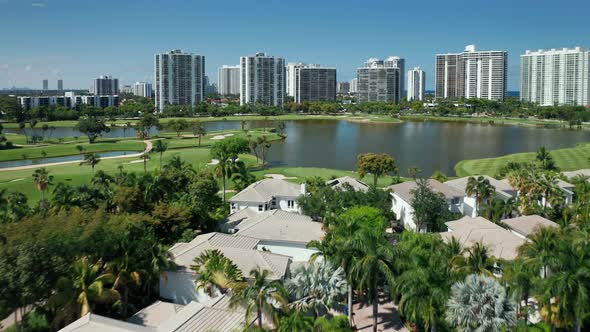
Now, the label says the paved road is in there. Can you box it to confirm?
[0,140,153,172]
[353,293,409,332]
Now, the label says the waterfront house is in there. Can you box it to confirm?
[387,179,465,232]
[444,175,517,217]
[229,179,304,214]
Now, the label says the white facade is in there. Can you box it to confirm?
[93,75,119,96]
[154,49,205,111]
[521,47,590,106]
[240,52,285,107]
[391,192,463,232]
[407,67,426,101]
[133,82,152,97]
[435,45,507,101]
[160,271,215,305]
[350,78,358,93]
[286,62,307,97]
[217,65,240,96]
[229,195,300,214]
[17,93,118,110]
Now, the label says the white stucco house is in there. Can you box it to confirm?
[387,179,465,232]
[223,209,324,262]
[160,232,292,305]
[326,176,370,192]
[444,175,518,217]
[229,178,304,214]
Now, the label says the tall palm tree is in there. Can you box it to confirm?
[152,139,168,169]
[32,167,53,204]
[518,226,560,279]
[502,259,536,324]
[49,258,119,321]
[193,121,207,147]
[450,241,496,277]
[140,153,149,173]
[446,274,517,332]
[535,173,564,211]
[349,230,396,332]
[465,176,496,216]
[230,268,288,329]
[285,261,347,318]
[256,135,271,168]
[80,153,101,175]
[108,253,142,318]
[536,146,558,171]
[190,249,243,297]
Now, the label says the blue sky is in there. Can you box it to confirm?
[0,0,588,91]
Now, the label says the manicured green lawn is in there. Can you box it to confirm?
[455,142,590,177]
[0,139,146,162]
[160,129,281,149]
[401,114,577,128]
[0,148,257,203]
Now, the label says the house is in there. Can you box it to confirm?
[440,216,525,261]
[160,232,291,304]
[387,179,465,231]
[444,175,517,217]
[229,179,304,214]
[59,295,252,332]
[326,176,370,192]
[501,215,559,240]
[223,209,323,262]
[499,178,574,206]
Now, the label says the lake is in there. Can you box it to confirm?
[6,119,590,176]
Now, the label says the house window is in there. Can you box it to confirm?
[231,203,237,210]
[287,200,294,208]
[258,205,263,211]
[272,197,277,206]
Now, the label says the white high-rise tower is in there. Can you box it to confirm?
[407,67,426,101]
[240,52,285,107]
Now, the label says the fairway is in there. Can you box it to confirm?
[455,142,590,177]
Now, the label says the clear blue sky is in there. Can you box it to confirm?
[0,0,588,91]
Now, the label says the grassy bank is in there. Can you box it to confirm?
[455,142,590,177]
[400,114,581,128]
[0,113,402,129]
[253,166,402,187]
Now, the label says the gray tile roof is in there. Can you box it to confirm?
[326,176,370,192]
[387,179,464,203]
[169,232,291,280]
[232,209,324,244]
[445,175,516,198]
[229,179,302,203]
[441,216,525,261]
[501,215,559,237]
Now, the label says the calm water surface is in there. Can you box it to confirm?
[6,120,590,176]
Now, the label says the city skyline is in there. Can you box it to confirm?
[0,0,589,90]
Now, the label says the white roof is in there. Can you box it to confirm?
[563,169,590,179]
[441,216,525,261]
[501,215,559,237]
[445,175,516,199]
[59,314,152,332]
[169,232,291,280]
[229,179,301,203]
[231,209,324,244]
[326,176,370,192]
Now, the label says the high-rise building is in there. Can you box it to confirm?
[120,85,133,94]
[217,65,240,96]
[384,56,405,97]
[293,65,336,103]
[42,79,48,90]
[435,45,507,101]
[356,58,401,103]
[133,82,153,97]
[286,62,318,97]
[154,49,205,110]
[521,47,590,106]
[407,67,426,101]
[350,78,358,93]
[240,52,285,107]
[57,79,63,91]
[93,75,119,96]
[337,81,350,94]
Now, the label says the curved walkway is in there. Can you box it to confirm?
[0,140,153,172]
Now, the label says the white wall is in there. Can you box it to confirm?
[230,201,269,214]
[257,241,316,262]
[391,193,418,230]
[160,271,217,305]
[275,196,300,213]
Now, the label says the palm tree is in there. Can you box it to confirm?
[256,136,272,168]
[535,173,564,211]
[140,153,149,173]
[465,176,496,216]
[49,258,119,320]
[231,160,256,191]
[407,166,422,180]
[190,249,243,297]
[240,120,247,132]
[108,253,142,318]
[152,140,168,169]
[193,121,207,147]
[80,153,101,175]
[536,146,558,171]
[32,168,53,204]
[502,259,536,324]
[230,268,288,329]
[445,274,517,332]
[285,261,347,319]
[277,312,313,332]
[518,226,560,279]
[349,230,396,332]
[450,241,496,277]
